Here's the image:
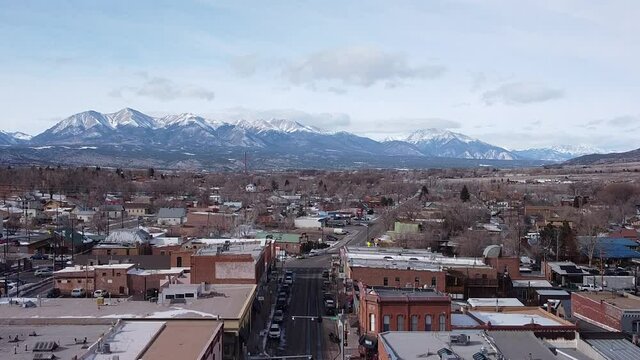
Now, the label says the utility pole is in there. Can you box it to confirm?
[555,228,560,262]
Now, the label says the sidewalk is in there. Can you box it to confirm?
[247,273,278,356]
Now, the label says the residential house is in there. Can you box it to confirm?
[157,207,187,226]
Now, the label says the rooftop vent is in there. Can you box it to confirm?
[32,354,55,360]
[33,342,58,352]
[449,334,469,345]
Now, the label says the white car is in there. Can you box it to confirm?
[284,276,293,285]
[70,288,86,298]
[578,284,603,292]
[34,268,53,277]
[93,289,109,298]
[268,324,281,339]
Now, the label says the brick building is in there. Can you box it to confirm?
[342,246,515,300]
[358,285,451,339]
[54,263,134,296]
[190,241,274,285]
[572,292,640,334]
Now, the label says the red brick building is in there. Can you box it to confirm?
[190,241,274,285]
[572,292,640,334]
[349,266,446,293]
[358,285,451,338]
[54,263,134,296]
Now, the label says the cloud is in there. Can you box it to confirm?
[206,107,352,130]
[284,46,445,89]
[360,117,462,139]
[607,115,638,127]
[482,82,564,105]
[230,54,259,77]
[111,74,215,101]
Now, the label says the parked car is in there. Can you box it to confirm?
[324,299,335,308]
[46,288,61,298]
[30,253,49,260]
[93,289,109,298]
[34,268,53,277]
[268,324,281,339]
[578,284,603,292]
[70,288,86,298]
[273,309,285,323]
[284,276,293,285]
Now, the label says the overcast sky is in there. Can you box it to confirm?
[1,0,639,151]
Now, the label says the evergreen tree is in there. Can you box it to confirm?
[460,185,470,202]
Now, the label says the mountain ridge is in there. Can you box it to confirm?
[4,108,605,166]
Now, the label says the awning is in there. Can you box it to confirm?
[359,334,377,349]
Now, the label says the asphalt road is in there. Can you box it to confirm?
[267,266,326,359]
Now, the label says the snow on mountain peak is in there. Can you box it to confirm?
[405,128,475,144]
[107,108,158,128]
[549,144,604,155]
[7,132,32,141]
[234,118,323,134]
[50,110,111,134]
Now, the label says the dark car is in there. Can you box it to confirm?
[46,288,61,298]
[30,253,49,260]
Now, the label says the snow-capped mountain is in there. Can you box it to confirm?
[393,129,518,160]
[10,108,589,165]
[233,118,324,134]
[513,145,604,161]
[0,131,32,145]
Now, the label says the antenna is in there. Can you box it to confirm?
[243,151,248,174]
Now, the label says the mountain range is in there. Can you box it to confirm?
[0,108,608,169]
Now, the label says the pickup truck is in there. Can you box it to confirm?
[578,284,603,292]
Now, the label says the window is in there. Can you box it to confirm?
[77,280,81,283]
[165,294,175,299]
[176,256,183,267]
[415,277,420,284]
[116,272,121,277]
[160,251,165,256]
[439,314,446,331]
[397,315,405,331]
[176,293,185,299]
[431,277,437,287]
[369,313,376,332]
[383,315,391,331]
[106,250,112,255]
[395,277,400,283]
[425,315,432,331]
[185,293,195,298]
[383,277,388,286]
[411,315,419,331]
[633,320,640,334]
[102,272,107,276]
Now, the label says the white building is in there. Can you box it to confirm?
[294,216,325,229]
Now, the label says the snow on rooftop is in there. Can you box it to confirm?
[470,311,564,327]
[467,298,524,308]
[88,321,165,360]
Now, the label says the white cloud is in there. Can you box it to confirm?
[284,46,445,89]
[482,82,564,105]
[230,54,259,77]
[111,74,215,101]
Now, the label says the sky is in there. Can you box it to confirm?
[0,0,639,151]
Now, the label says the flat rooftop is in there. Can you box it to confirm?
[468,308,574,327]
[345,246,491,268]
[87,321,165,360]
[379,330,500,359]
[467,298,524,308]
[195,242,265,260]
[487,331,558,360]
[350,258,442,271]
[0,324,111,360]
[139,320,223,360]
[366,287,449,301]
[574,292,640,310]
[0,284,255,322]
